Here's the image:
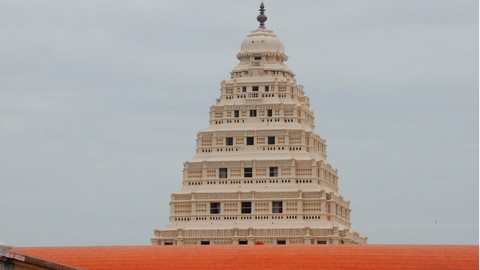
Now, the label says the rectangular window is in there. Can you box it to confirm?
[317,240,327,245]
[219,168,228,178]
[277,240,286,245]
[242,86,247,92]
[164,242,173,245]
[226,137,233,146]
[254,56,262,61]
[267,109,273,117]
[234,110,240,118]
[252,86,259,92]
[246,137,254,145]
[201,241,210,245]
[241,202,252,214]
[265,86,270,92]
[244,168,253,178]
[272,201,283,213]
[250,110,257,117]
[269,167,278,177]
[210,202,220,214]
[268,136,275,144]
[239,240,248,245]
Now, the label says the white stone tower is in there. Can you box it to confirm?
[152,2,367,245]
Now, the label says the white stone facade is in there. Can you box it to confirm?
[152,6,367,245]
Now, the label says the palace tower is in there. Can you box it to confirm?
[152,3,367,245]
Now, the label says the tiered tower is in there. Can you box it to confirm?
[152,3,367,245]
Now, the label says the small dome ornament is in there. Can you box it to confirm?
[257,2,267,29]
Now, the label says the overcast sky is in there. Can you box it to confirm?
[0,0,478,247]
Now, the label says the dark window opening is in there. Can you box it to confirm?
[201,241,210,245]
[164,242,173,245]
[267,109,273,117]
[210,202,220,214]
[269,167,278,177]
[250,110,257,117]
[252,86,259,92]
[242,86,247,92]
[272,201,283,213]
[219,168,228,178]
[254,56,262,61]
[226,137,233,146]
[277,240,286,245]
[234,110,240,118]
[265,86,270,92]
[241,202,252,214]
[246,137,254,145]
[244,168,253,178]
[268,136,275,144]
[317,240,327,245]
[239,240,248,245]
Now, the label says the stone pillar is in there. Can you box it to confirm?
[232,228,239,245]
[304,227,312,244]
[176,229,184,245]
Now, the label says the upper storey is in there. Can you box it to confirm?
[231,28,294,80]
[230,1,293,81]
[193,2,326,162]
[239,1,285,56]
[240,28,285,55]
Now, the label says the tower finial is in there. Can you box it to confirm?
[257,2,267,29]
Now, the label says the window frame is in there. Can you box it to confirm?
[244,168,253,178]
[241,201,252,214]
[272,201,283,213]
[219,168,228,179]
[269,167,278,177]
[246,136,254,145]
[226,137,234,146]
[210,202,221,214]
[268,136,275,145]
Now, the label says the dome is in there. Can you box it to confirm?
[240,28,285,54]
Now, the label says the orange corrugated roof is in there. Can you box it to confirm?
[11,245,478,270]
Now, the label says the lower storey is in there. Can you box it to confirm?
[151,227,367,245]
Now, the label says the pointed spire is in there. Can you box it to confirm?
[257,2,267,28]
